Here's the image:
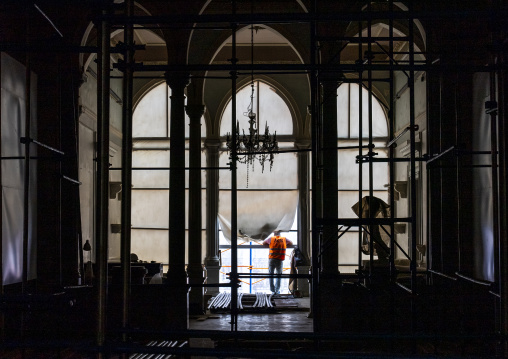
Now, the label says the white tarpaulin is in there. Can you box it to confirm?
[218,190,298,243]
[1,52,37,285]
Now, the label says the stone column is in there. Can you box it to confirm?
[204,139,221,299]
[321,75,339,274]
[318,73,341,332]
[186,104,205,314]
[296,139,311,297]
[165,72,190,329]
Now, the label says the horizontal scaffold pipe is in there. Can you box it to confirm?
[62,175,81,185]
[235,273,311,279]
[387,125,418,147]
[428,269,457,281]
[20,137,64,155]
[455,271,494,287]
[113,62,506,73]
[0,43,144,54]
[316,217,413,226]
[109,166,230,171]
[426,145,456,165]
[100,10,508,26]
[356,157,428,163]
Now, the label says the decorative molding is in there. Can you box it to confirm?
[399,140,421,158]
[109,181,122,200]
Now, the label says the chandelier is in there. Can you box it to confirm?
[226,25,278,180]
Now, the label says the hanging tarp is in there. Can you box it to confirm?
[1,52,37,285]
[218,190,298,243]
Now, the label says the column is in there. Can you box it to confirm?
[186,104,205,314]
[204,139,221,298]
[296,139,311,297]
[321,75,339,274]
[318,73,341,332]
[165,72,190,329]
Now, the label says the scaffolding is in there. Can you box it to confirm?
[0,0,507,357]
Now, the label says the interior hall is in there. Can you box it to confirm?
[0,0,507,358]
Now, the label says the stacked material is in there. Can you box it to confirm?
[252,292,274,308]
[207,292,244,310]
[129,340,188,359]
[208,292,275,311]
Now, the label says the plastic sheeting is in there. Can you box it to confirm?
[472,72,494,282]
[133,82,206,138]
[337,83,388,138]
[1,52,37,285]
[218,190,297,243]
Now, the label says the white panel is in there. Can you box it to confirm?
[338,231,360,264]
[133,82,168,137]
[220,81,293,136]
[347,83,388,138]
[131,190,169,227]
[219,145,297,190]
[337,84,350,137]
[258,82,293,134]
[132,150,170,188]
[131,229,169,263]
[337,147,388,190]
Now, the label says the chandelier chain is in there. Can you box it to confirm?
[226,22,278,187]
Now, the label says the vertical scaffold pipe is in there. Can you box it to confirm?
[310,0,320,335]
[408,2,418,343]
[494,0,508,348]
[96,0,111,354]
[230,0,238,333]
[121,0,134,346]
[22,1,32,295]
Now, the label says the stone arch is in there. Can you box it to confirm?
[216,75,301,138]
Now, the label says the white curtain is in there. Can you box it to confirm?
[218,190,298,243]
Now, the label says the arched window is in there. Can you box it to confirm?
[130,82,206,264]
[218,80,298,293]
[336,83,389,273]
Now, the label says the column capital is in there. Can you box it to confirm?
[204,138,221,150]
[294,139,311,150]
[164,72,190,91]
[185,104,205,118]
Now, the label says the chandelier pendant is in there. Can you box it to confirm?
[226,25,278,186]
[226,106,278,171]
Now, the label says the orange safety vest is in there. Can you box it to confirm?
[269,236,287,260]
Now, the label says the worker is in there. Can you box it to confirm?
[263,230,293,295]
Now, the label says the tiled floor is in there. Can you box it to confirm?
[189,297,313,332]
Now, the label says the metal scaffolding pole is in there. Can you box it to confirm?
[310,0,320,335]
[22,2,32,295]
[408,0,418,339]
[229,0,238,332]
[96,0,111,354]
[121,0,134,346]
[357,15,366,279]
[388,0,397,285]
[367,0,375,273]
